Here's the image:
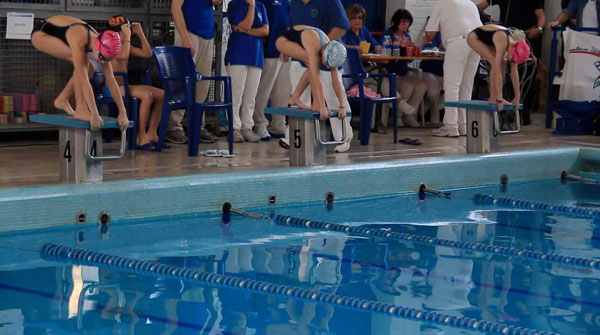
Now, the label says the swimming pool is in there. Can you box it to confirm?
[1,148,599,334]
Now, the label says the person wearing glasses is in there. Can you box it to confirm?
[31,15,127,131]
[380,9,427,128]
[107,15,165,151]
[341,4,380,54]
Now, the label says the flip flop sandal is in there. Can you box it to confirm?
[399,138,422,146]
[202,149,221,157]
[218,150,234,158]
[136,142,156,151]
[278,138,290,150]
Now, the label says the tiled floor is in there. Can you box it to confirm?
[0,114,598,189]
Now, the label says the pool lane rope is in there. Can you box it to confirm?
[473,194,600,220]
[40,243,557,335]
[273,215,600,271]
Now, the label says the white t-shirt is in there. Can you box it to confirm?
[582,0,598,34]
[426,0,483,46]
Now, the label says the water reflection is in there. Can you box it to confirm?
[1,185,600,334]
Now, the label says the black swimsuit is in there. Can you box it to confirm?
[280,28,304,47]
[471,27,510,47]
[279,27,327,48]
[34,21,96,49]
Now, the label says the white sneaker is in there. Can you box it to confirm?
[432,125,460,137]
[334,141,351,153]
[398,99,416,116]
[459,123,467,136]
[255,126,271,141]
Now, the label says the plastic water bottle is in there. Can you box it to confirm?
[382,36,392,56]
[392,36,401,57]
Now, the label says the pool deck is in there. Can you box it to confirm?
[1,114,599,189]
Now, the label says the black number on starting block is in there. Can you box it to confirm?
[91,140,97,156]
[63,140,72,163]
[294,129,302,149]
[472,121,479,138]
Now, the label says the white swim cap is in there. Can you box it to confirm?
[324,40,347,68]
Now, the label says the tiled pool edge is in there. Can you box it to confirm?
[0,147,592,232]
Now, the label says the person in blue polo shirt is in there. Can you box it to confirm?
[285,0,353,153]
[168,0,222,145]
[226,0,269,143]
[341,4,380,54]
[252,0,291,140]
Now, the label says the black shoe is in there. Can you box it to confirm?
[199,130,218,143]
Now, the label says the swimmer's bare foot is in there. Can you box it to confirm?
[289,97,311,110]
[89,114,104,131]
[72,110,91,122]
[117,114,129,131]
[54,98,76,115]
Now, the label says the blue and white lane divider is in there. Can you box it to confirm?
[473,194,600,220]
[41,243,557,335]
[273,215,600,271]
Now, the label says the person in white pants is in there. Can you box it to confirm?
[252,0,292,140]
[225,0,269,142]
[425,0,482,137]
[253,59,291,139]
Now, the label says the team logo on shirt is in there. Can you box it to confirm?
[272,0,280,5]
[311,8,319,18]
[258,12,263,21]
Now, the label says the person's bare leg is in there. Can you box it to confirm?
[71,70,92,121]
[143,86,164,143]
[54,76,76,115]
[289,70,311,110]
[129,86,153,146]
[31,31,77,115]
[467,35,500,103]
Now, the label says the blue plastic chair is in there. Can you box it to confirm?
[92,71,139,150]
[152,46,233,157]
[342,48,398,145]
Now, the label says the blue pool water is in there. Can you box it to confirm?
[1,178,599,335]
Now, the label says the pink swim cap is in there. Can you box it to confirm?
[509,40,530,65]
[94,30,121,59]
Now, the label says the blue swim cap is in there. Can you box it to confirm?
[324,40,347,68]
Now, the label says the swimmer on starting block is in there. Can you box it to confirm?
[276,25,347,120]
[31,15,129,131]
[467,24,531,112]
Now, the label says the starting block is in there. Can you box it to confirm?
[265,108,351,166]
[30,114,133,183]
[444,100,522,154]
